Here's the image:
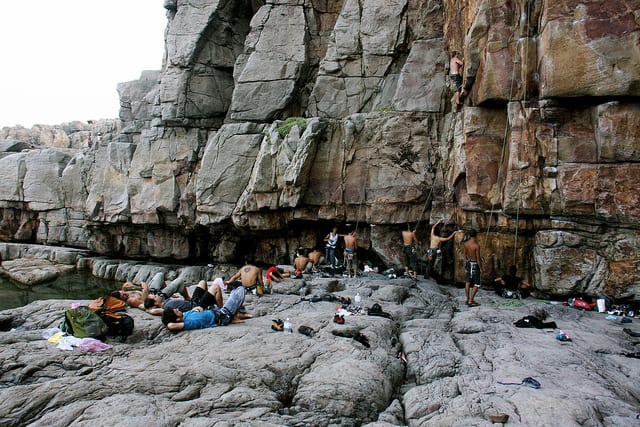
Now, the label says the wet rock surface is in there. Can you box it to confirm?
[1,274,638,426]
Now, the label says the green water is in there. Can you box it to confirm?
[0,272,119,312]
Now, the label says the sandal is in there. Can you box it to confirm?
[271,319,284,331]
[467,302,480,307]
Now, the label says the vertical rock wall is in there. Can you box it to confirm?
[0,0,639,299]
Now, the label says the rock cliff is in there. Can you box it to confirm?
[1,0,639,300]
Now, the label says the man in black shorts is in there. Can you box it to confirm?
[144,280,223,315]
[450,51,464,106]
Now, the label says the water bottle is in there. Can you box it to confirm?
[354,292,362,305]
[283,318,292,335]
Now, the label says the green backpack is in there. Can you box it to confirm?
[62,306,109,338]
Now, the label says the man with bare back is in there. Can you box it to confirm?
[427,220,458,279]
[307,249,325,272]
[450,51,464,106]
[343,230,358,277]
[402,223,420,280]
[463,229,482,307]
[225,264,265,295]
[293,253,311,277]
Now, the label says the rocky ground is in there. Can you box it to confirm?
[0,273,639,427]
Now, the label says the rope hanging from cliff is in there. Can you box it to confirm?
[353,152,371,236]
[509,0,534,266]
[484,0,530,266]
[414,159,438,233]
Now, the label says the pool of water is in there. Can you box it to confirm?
[0,272,120,312]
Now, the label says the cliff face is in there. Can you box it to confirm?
[1,0,639,299]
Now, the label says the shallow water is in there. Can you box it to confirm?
[0,272,119,312]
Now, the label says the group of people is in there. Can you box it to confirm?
[402,220,482,306]
[112,266,262,332]
[400,220,531,307]
[110,217,531,331]
[290,227,359,278]
[401,220,459,281]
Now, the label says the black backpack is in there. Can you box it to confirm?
[368,303,393,319]
[100,312,134,342]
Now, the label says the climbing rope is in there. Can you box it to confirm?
[483,0,531,267]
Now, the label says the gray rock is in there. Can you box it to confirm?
[0,274,638,426]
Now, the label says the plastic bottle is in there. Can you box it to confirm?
[354,292,362,305]
[283,318,292,335]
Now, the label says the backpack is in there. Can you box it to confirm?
[513,315,557,329]
[89,295,134,341]
[100,312,135,342]
[63,306,110,338]
[367,303,393,319]
[88,295,127,314]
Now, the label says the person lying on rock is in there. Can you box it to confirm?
[144,279,224,315]
[162,286,252,331]
[113,272,191,310]
[146,271,191,300]
[225,264,265,295]
[111,282,150,310]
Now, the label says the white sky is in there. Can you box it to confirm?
[0,1,166,128]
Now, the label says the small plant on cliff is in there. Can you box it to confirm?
[374,106,396,113]
[276,117,307,138]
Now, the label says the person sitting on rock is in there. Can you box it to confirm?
[144,279,224,315]
[494,265,532,298]
[293,253,312,277]
[307,248,325,272]
[224,264,265,295]
[162,286,252,331]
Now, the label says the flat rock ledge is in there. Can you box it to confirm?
[1,276,639,427]
[0,244,91,285]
